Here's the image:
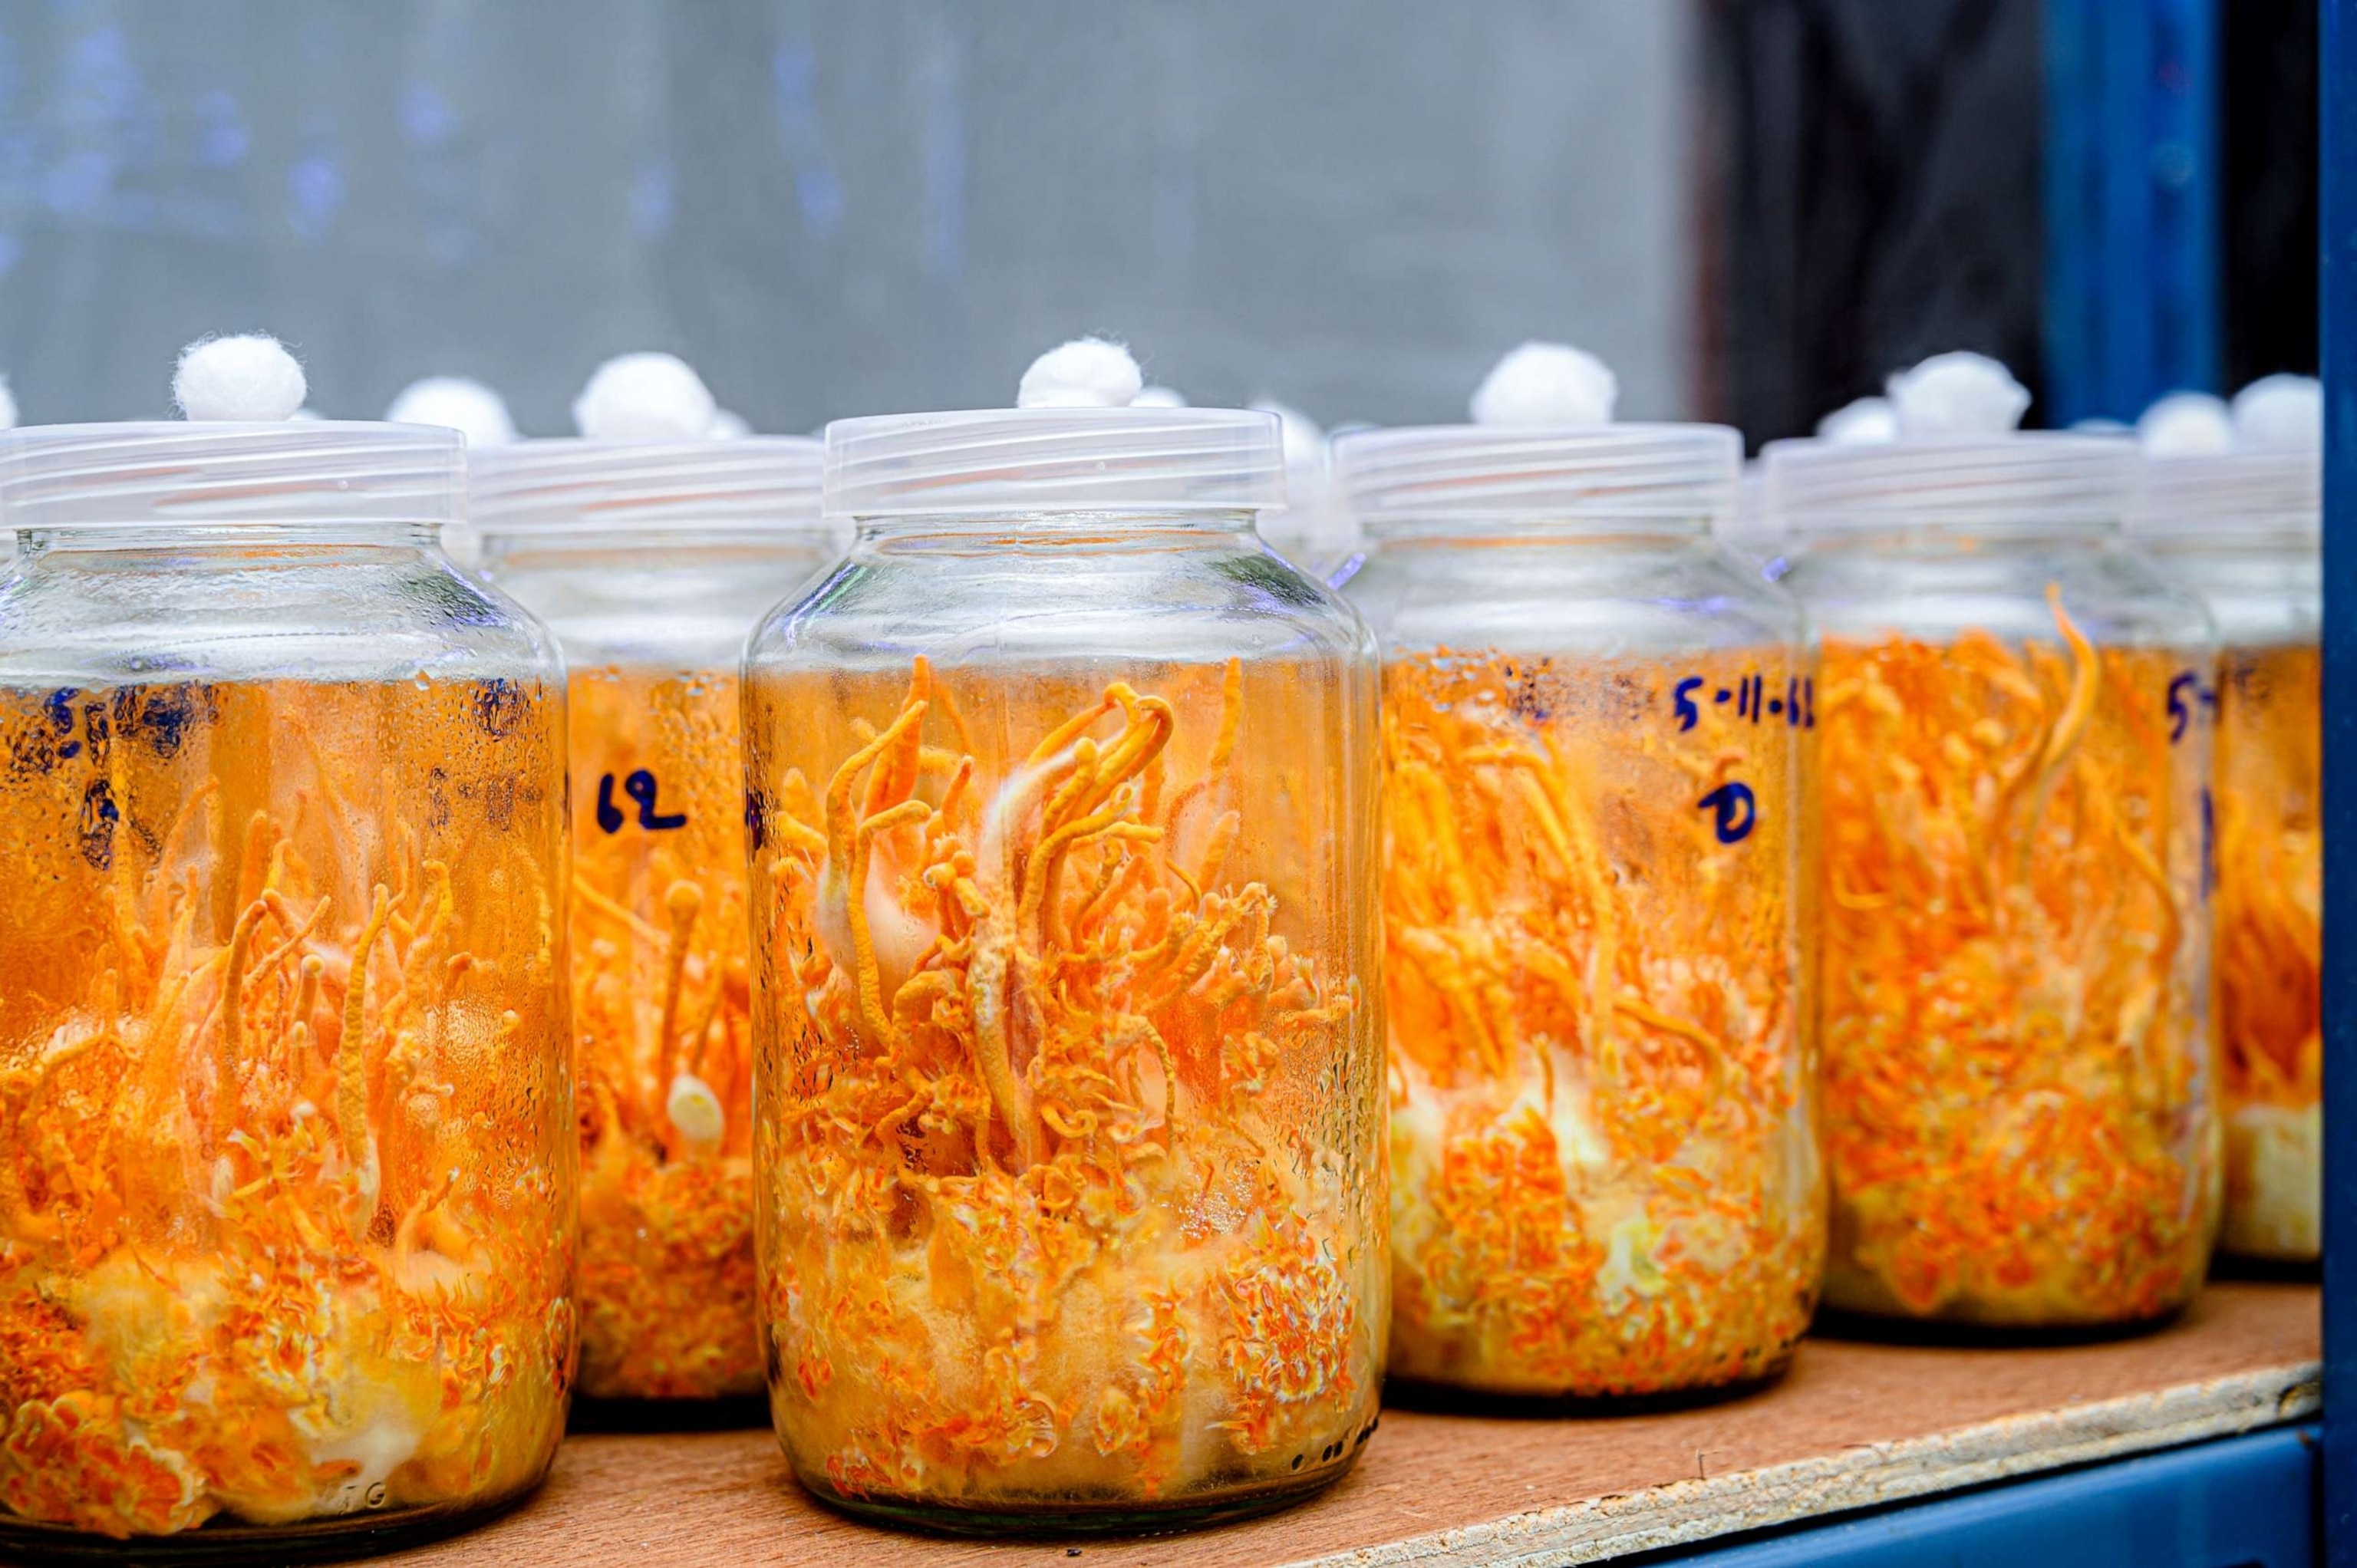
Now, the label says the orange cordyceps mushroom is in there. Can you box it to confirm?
[749,656,1380,1513]
[2211,643,2322,1257]
[567,666,764,1401]
[1815,591,2218,1323]
[0,677,573,1540]
[1379,647,1821,1398]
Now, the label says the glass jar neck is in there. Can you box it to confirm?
[852,509,1258,549]
[2136,529,2319,561]
[1363,514,1710,548]
[12,519,447,562]
[479,525,836,570]
[1792,521,2120,557]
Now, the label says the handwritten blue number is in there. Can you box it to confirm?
[1698,782,1756,845]
[2167,673,2197,743]
[598,769,687,833]
[1673,677,1702,732]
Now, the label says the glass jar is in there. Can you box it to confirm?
[0,423,574,1553]
[743,406,1386,1532]
[475,439,836,1405]
[1772,435,2221,1328]
[1335,426,1822,1401]
[2136,452,2320,1263]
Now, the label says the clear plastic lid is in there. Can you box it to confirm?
[471,436,823,535]
[1329,423,1741,535]
[822,407,1284,520]
[0,421,461,531]
[1764,433,2138,538]
[2135,450,2320,540]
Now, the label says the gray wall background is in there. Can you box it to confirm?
[0,1,1694,433]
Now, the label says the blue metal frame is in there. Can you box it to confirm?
[1658,1426,2316,1567]
[2043,0,2222,425]
[2324,8,2357,1564]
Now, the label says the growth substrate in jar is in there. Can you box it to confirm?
[1771,427,2222,1327]
[740,341,1387,1532]
[2135,427,2320,1263]
[1335,342,1822,1401]
[0,340,575,1551]
[476,360,836,1403]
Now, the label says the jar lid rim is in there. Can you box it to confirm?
[1330,423,1740,526]
[471,436,825,535]
[1765,432,2137,535]
[823,407,1284,519]
[0,420,463,530]
[2133,449,2321,539]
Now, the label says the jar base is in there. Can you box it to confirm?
[569,1392,771,1434]
[1383,1359,1792,1418]
[2208,1251,2321,1283]
[1812,1302,2189,1348]
[0,1485,538,1566]
[793,1448,1367,1538]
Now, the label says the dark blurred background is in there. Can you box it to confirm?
[0,0,2318,443]
[1703,0,2316,441]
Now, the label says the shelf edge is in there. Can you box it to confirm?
[1284,1359,2322,1568]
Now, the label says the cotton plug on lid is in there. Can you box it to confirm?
[1886,351,2030,436]
[1816,396,1897,446]
[387,377,518,448]
[1132,384,1188,409]
[1469,341,1617,427]
[1017,338,1144,408]
[1251,397,1327,467]
[2137,391,2235,457]
[2231,374,2322,453]
[572,351,718,442]
[1253,396,1357,566]
[173,334,308,422]
[707,407,753,439]
[0,373,17,431]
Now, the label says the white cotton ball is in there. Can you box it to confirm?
[1132,384,1188,409]
[2232,374,2322,453]
[707,407,753,440]
[1886,351,2030,436]
[1250,397,1327,469]
[1469,341,1618,427]
[173,334,308,423]
[1016,338,1143,409]
[2137,391,2236,457]
[1816,396,1898,446]
[572,351,717,442]
[0,374,18,432]
[290,407,325,422]
[386,376,518,448]
[2071,416,2132,434]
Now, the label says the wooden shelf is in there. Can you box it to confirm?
[392,1280,2318,1568]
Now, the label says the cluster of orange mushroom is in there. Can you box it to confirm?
[567,666,764,1402]
[0,679,573,1539]
[745,657,1384,1517]
[1815,594,2218,1324]
[1380,647,1821,1397]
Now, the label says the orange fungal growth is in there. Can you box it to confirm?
[1816,594,2220,1324]
[746,657,1384,1520]
[1381,648,1821,1398]
[0,676,573,1541]
[2212,644,2321,1260]
[569,665,764,1400]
